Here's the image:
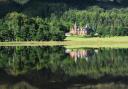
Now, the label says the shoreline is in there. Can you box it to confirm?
[0,36,128,48]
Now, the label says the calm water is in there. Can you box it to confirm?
[0,46,128,89]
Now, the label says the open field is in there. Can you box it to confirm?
[65,36,128,42]
[0,36,128,48]
[65,36,128,48]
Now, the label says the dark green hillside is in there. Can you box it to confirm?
[0,0,128,18]
[0,0,128,41]
[0,0,94,17]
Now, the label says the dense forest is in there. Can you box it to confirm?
[0,0,128,41]
[0,12,66,41]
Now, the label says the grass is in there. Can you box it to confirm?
[65,36,128,42]
[65,36,128,48]
[0,36,128,48]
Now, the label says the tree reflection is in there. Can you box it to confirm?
[0,47,128,89]
[0,46,127,77]
[0,46,66,75]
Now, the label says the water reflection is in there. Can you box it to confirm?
[65,49,96,62]
[0,46,128,89]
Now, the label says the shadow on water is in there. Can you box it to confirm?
[1,68,128,89]
[0,46,128,89]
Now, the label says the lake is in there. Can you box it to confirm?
[0,46,128,89]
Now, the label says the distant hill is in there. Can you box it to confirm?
[0,0,127,18]
[0,0,8,2]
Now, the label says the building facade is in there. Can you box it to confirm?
[69,23,90,36]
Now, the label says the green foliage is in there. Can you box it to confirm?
[0,12,66,41]
[0,1,128,40]
[59,6,128,36]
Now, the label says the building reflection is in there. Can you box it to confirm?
[65,49,98,62]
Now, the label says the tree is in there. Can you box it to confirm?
[1,12,66,41]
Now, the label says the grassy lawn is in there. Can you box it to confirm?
[65,36,128,48]
[65,36,128,42]
[0,36,128,48]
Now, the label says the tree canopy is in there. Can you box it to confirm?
[0,0,127,41]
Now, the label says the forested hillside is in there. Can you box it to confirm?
[0,0,128,17]
[0,0,128,41]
